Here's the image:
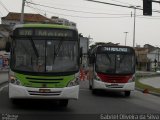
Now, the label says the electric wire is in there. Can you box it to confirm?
[26,5,131,18]
[26,1,131,16]
[0,0,9,12]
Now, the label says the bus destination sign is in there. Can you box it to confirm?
[17,29,73,37]
[101,47,129,52]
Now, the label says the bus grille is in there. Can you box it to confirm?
[97,73,132,83]
[26,77,63,84]
[106,84,124,88]
[28,90,61,96]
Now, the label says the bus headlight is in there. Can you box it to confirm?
[9,75,22,86]
[94,73,101,81]
[128,76,135,83]
[67,77,79,87]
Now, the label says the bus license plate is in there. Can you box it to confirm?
[111,84,118,86]
[39,89,51,93]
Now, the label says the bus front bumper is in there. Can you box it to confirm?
[9,83,79,100]
[93,80,135,91]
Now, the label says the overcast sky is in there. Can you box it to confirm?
[0,0,160,47]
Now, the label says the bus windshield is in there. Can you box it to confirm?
[12,38,79,73]
[96,53,135,74]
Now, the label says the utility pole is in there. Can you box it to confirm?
[130,6,140,47]
[20,0,26,24]
[124,32,128,46]
[133,7,136,47]
[158,47,159,68]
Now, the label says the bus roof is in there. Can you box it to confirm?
[13,24,77,31]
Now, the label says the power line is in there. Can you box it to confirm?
[0,0,9,13]
[0,9,3,16]
[86,0,160,14]
[27,3,46,16]
[137,16,160,19]
[85,0,138,9]
[26,2,160,19]
[26,5,131,18]
[109,0,134,6]
[26,1,130,16]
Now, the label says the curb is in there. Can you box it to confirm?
[136,87,160,97]
[0,81,8,87]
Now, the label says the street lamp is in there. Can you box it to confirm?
[124,32,128,46]
[130,6,141,47]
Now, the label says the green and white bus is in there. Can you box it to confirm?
[7,24,80,106]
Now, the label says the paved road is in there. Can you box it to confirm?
[0,73,160,120]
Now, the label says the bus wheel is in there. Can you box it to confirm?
[10,99,18,105]
[92,89,97,94]
[59,99,68,107]
[89,85,92,90]
[124,91,131,97]
[89,80,93,90]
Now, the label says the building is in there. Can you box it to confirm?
[50,16,76,27]
[0,12,77,50]
[1,12,51,27]
[79,35,89,68]
[134,47,149,71]
[147,48,160,71]
[134,44,160,71]
[0,24,11,50]
[80,36,89,55]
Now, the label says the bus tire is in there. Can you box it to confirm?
[59,99,68,107]
[10,99,18,105]
[89,84,92,90]
[89,80,93,90]
[92,89,97,94]
[124,91,131,97]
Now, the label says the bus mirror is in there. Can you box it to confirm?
[5,41,11,52]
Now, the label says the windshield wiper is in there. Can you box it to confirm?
[105,53,111,63]
[29,37,39,58]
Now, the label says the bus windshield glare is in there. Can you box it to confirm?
[12,38,78,73]
[96,53,135,74]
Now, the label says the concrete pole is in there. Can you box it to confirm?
[133,7,136,47]
[20,0,26,24]
[124,32,128,46]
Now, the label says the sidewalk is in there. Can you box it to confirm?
[0,72,8,84]
[137,76,160,96]
[140,77,160,89]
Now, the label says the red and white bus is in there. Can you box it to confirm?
[88,45,136,96]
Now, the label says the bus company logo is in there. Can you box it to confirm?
[103,47,128,52]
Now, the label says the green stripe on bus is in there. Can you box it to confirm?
[23,24,69,29]
[15,73,75,88]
